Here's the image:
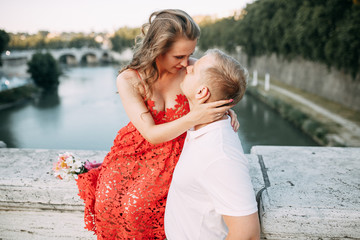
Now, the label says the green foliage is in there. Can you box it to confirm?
[323,3,360,78]
[68,35,100,48]
[0,29,10,66]
[46,37,67,49]
[302,119,326,139]
[0,29,10,52]
[27,52,61,89]
[110,27,140,52]
[198,0,360,78]
[199,17,238,52]
[8,32,50,50]
[0,84,38,104]
[8,31,102,50]
[7,27,139,54]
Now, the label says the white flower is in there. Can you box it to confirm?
[65,155,75,167]
[73,160,83,173]
[59,169,68,180]
[63,173,73,181]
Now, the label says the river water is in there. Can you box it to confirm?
[0,66,318,153]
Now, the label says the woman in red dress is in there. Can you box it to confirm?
[77,9,238,239]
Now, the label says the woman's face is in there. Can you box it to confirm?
[156,37,197,74]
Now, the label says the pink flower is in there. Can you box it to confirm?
[84,160,102,171]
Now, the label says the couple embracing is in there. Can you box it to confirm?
[77,9,260,240]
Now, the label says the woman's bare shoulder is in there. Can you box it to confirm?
[117,69,141,86]
[117,69,145,97]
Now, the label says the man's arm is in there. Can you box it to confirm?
[223,212,260,240]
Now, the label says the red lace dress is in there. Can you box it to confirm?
[77,94,189,239]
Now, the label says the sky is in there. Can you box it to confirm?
[0,0,254,34]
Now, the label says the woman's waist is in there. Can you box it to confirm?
[117,121,187,141]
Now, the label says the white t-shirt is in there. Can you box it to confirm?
[165,118,258,240]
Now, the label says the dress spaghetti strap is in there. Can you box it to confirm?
[133,69,142,81]
[132,69,147,96]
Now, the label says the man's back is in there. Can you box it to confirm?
[165,118,257,240]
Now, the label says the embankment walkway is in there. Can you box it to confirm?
[268,84,360,135]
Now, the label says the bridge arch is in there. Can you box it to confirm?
[59,54,77,65]
[100,51,112,64]
[80,52,97,65]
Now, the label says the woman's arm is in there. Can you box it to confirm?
[228,109,239,132]
[117,71,232,144]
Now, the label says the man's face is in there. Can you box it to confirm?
[181,54,215,99]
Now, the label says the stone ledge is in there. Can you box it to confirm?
[0,148,107,239]
[3,147,358,239]
[0,149,107,210]
[0,210,95,240]
[252,146,360,240]
[0,148,264,239]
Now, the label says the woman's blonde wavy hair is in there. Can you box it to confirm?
[120,9,200,100]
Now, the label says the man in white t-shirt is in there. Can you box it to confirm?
[165,49,260,240]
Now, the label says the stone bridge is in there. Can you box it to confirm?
[2,47,133,65]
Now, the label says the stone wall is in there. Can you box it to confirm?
[235,52,360,111]
[0,147,359,239]
[251,146,360,239]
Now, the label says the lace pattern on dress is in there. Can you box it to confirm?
[77,94,189,239]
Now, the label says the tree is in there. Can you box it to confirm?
[46,37,67,49]
[197,0,359,78]
[235,0,359,78]
[69,35,100,49]
[0,29,10,66]
[110,27,140,52]
[27,52,61,89]
[7,32,101,50]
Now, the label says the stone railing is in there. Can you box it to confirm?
[0,147,359,239]
[251,146,359,239]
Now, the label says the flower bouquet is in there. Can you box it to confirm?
[53,152,101,181]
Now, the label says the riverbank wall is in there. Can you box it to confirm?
[246,81,360,148]
[0,147,359,239]
[0,84,39,111]
[235,52,360,112]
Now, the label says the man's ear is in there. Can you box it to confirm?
[195,86,210,101]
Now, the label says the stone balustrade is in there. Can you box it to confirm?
[251,146,360,240]
[0,147,359,239]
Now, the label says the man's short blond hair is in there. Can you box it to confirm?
[202,49,248,105]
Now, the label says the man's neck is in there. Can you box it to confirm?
[194,115,228,130]
[194,122,209,131]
